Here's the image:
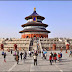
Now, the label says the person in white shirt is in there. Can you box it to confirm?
[33,53,37,66]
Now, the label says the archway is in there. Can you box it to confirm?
[41,36,43,38]
[26,36,29,38]
[34,36,36,37]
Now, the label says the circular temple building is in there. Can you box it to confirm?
[19,8,50,38]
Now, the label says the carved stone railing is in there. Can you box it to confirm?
[39,38,43,57]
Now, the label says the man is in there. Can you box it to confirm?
[23,50,27,62]
[2,51,4,55]
[11,49,12,54]
[60,52,62,58]
[33,53,37,66]
[51,52,53,62]
[25,51,27,59]
[20,52,23,60]
[4,52,6,62]
[16,54,19,64]
[17,50,19,55]
[29,51,31,57]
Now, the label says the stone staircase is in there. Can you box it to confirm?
[29,38,41,51]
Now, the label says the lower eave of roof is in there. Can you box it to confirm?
[19,31,51,33]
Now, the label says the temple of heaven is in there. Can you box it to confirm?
[19,8,51,38]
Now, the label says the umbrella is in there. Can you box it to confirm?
[43,51,47,54]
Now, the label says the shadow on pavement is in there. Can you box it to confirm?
[38,64,55,66]
[18,64,23,65]
[25,62,33,64]
[58,64,64,65]
[61,59,72,63]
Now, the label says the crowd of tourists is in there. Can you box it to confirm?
[49,52,62,65]
[1,48,72,66]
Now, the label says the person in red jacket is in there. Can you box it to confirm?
[58,53,61,61]
[53,52,57,63]
[49,53,52,65]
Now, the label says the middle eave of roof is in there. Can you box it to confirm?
[21,21,48,27]
[19,28,51,33]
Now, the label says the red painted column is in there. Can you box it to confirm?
[49,47,51,51]
[52,44,56,50]
[60,47,62,52]
[21,34,48,38]
[14,44,17,51]
[1,44,4,51]
[66,44,69,50]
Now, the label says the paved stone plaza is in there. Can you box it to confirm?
[0,50,72,72]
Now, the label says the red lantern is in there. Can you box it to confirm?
[14,44,17,50]
[1,44,4,49]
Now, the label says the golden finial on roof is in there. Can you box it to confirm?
[34,7,36,11]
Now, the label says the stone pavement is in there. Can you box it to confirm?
[0,50,72,72]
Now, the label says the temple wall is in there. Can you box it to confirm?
[21,33,48,38]
[21,32,48,38]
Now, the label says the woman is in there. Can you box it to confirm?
[53,52,57,63]
[49,53,52,65]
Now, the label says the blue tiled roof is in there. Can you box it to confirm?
[25,11,45,20]
[30,11,40,16]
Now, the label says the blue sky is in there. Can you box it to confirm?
[0,1,72,38]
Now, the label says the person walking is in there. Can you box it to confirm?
[69,50,72,57]
[29,51,31,57]
[58,53,61,62]
[4,52,6,62]
[60,52,62,58]
[53,52,57,63]
[49,53,52,65]
[33,53,37,66]
[30,52,32,57]
[16,54,19,64]
[17,50,19,55]
[11,49,13,54]
[25,51,27,59]
[23,50,27,62]
[2,51,4,55]
[20,52,23,60]
[51,52,54,62]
